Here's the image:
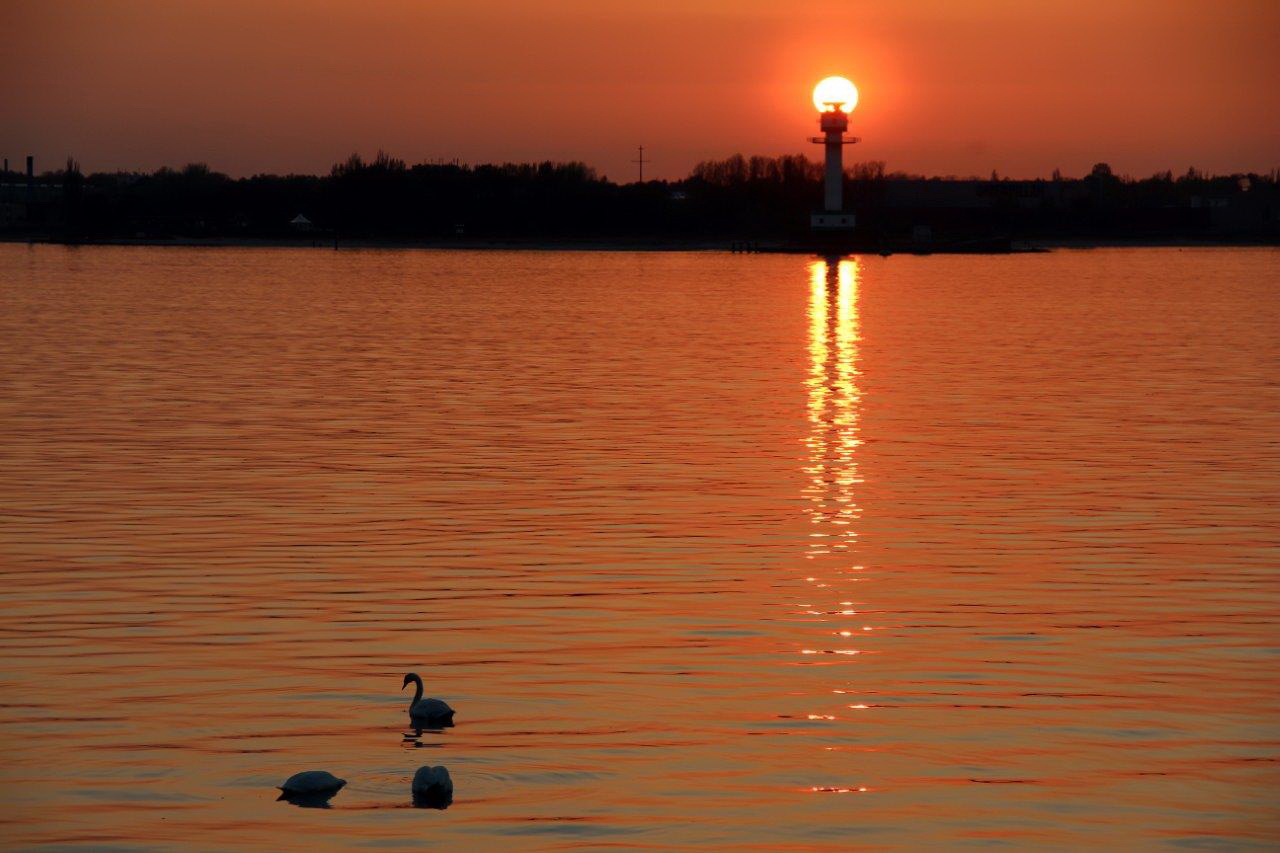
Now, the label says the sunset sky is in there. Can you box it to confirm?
[5,0,1278,181]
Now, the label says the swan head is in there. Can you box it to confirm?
[402,672,420,691]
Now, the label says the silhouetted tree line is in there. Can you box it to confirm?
[2,153,1277,243]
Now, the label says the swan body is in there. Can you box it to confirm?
[402,672,455,724]
[279,770,346,795]
[412,765,453,808]
[278,770,346,805]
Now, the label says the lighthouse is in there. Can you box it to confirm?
[809,76,860,231]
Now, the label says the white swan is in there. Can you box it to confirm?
[412,765,453,808]
[402,672,455,724]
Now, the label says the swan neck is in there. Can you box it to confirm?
[411,677,424,706]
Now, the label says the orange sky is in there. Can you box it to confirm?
[4,0,1278,181]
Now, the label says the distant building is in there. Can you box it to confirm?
[0,179,62,226]
[290,213,314,232]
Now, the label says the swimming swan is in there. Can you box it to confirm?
[277,770,346,806]
[411,765,453,808]
[402,672,455,724]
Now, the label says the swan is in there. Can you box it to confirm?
[277,770,346,806]
[411,765,453,808]
[402,672,455,724]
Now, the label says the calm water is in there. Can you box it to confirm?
[1,245,1277,850]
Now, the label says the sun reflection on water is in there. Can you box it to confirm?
[802,258,862,561]
[798,258,871,794]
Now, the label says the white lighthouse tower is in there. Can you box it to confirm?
[809,76,860,231]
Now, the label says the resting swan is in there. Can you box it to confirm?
[277,770,346,806]
[412,765,453,808]
[402,672,455,724]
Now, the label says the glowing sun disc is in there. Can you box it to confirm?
[813,76,858,113]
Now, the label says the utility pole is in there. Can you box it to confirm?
[632,145,648,183]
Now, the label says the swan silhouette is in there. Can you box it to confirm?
[402,672,455,725]
[411,765,453,808]
[277,770,346,807]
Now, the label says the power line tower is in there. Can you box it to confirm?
[632,145,648,183]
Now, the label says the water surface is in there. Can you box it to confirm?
[1,245,1277,849]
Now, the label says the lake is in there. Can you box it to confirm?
[1,244,1277,849]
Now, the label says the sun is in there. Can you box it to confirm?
[812,76,858,113]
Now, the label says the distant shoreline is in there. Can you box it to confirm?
[1029,237,1279,250]
[2,234,1277,254]
[1,235,728,252]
